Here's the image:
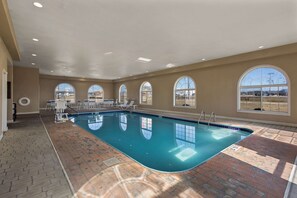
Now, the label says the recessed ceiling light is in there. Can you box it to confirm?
[166,63,175,68]
[32,38,39,42]
[258,46,264,49]
[31,63,36,65]
[32,54,37,56]
[146,70,149,73]
[202,58,206,61]
[33,2,43,8]
[137,57,152,63]
[50,70,54,73]
[104,52,113,55]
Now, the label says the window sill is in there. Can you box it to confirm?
[237,110,290,116]
[140,103,152,106]
[174,106,196,109]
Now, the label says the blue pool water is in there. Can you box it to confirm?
[70,111,251,172]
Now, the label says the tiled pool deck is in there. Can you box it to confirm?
[43,109,297,198]
[1,109,297,198]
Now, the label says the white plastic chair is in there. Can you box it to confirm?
[119,101,134,110]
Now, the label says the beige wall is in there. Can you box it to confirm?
[39,75,114,108]
[13,67,40,114]
[0,37,12,138]
[114,52,297,125]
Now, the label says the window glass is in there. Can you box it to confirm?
[239,67,289,114]
[55,83,75,103]
[174,77,196,107]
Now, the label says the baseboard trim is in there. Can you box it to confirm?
[139,107,297,127]
[17,111,40,115]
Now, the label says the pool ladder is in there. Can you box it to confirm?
[208,112,216,125]
[198,110,206,124]
[198,110,216,125]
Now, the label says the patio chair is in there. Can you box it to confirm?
[116,100,128,108]
[119,101,134,110]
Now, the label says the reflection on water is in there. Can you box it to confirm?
[210,128,232,140]
[119,113,127,131]
[141,117,152,140]
[88,115,103,131]
[174,123,197,161]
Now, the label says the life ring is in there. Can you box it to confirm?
[18,97,31,106]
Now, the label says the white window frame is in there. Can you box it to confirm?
[88,84,104,102]
[119,84,127,103]
[139,81,153,105]
[54,83,76,103]
[237,65,290,116]
[173,76,196,109]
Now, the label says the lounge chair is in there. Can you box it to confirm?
[119,101,134,110]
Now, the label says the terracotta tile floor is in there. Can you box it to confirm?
[40,110,297,198]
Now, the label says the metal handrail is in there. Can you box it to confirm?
[67,105,79,114]
[208,112,216,125]
[198,110,205,124]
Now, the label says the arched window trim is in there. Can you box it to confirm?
[139,81,153,105]
[88,84,104,102]
[54,83,76,103]
[237,65,290,116]
[119,84,127,103]
[173,76,196,108]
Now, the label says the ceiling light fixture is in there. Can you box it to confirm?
[50,70,54,73]
[32,38,39,42]
[31,63,36,65]
[33,2,43,8]
[32,54,37,56]
[258,46,264,49]
[137,57,152,63]
[166,63,175,68]
[202,58,206,61]
[104,52,113,55]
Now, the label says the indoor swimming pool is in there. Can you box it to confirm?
[70,111,252,172]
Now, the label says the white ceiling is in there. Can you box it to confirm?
[7,0,297,80]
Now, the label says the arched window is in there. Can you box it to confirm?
[119,84,127,103]
[140,82,152,105]
[55,83,75,103]
[174,76,196,107]
[88,85,104,103]
[238,66,289,114]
